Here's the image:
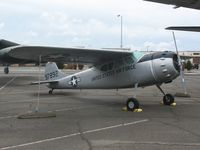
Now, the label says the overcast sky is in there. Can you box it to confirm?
[0,0,200,51]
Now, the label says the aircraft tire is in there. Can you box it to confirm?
[163,94,174,105]
[4,67,9,74]
[126,98,139,111]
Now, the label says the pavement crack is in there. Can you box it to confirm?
[76,121,93,150]
[170,107,181,121]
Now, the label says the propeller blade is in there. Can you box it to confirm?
[172,31,188,95]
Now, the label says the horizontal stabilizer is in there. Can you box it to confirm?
[31,80,58,85]
[166,26,200,32]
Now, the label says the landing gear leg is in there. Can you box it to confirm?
[49,89,54,94]
[124,83,142,112]
[156,85,175,106]
[4,66,9,74]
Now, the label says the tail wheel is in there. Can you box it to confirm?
[163,94,174,105]
[4,67,9,74]
[126,98,139,111]
[49,89,53,94]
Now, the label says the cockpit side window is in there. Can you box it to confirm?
[137,53,153,63]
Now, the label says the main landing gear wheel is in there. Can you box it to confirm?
[163,94,174,105]
[156,85,176,106]
[126,98,139,111]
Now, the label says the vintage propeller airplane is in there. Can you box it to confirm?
[33,50,180,111]
[0,39,180,111]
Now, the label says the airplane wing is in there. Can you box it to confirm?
[1,41,133,65]
[144,0,200,10]
[166,26,200,32]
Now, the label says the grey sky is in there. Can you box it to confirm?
[0,0,200,51]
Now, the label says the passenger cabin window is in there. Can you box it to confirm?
[100,62,114,71]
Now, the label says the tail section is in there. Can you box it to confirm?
[45,62,66,81]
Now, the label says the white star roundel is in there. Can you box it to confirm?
[68,76,81,87]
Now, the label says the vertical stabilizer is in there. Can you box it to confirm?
[44,62,66,81]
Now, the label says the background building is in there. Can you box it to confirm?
[179,51,200,64]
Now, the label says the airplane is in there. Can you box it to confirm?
[0,38,180,111]
[31,50,180,111]
[0,39,37,74]
[144,0,200,32]
[144,0,200,10]
[145,0,200,66]
[0,39,19,74]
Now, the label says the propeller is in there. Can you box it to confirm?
[172,31,189,96]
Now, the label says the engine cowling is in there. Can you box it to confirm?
[151,51,180,84]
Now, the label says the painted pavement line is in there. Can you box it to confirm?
[0,77,17,91]
[0,119,148,150]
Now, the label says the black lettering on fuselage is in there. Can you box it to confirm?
[91,64,136,82]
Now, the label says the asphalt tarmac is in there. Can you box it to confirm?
[0,67,200,150]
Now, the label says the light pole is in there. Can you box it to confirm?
[117,14,123,49]
[146,46,149,52]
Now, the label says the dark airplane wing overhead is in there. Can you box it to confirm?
[166,26,200,32]
[144,0,200,10]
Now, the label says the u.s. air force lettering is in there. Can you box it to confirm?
[92,64,136,82]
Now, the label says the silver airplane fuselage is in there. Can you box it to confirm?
[46,51,180,90]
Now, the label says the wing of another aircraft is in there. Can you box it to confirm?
[144,0,200,10]
[166,26,200,32]
[3,44,133,65]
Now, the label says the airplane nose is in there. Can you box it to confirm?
[150,51,180,83]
